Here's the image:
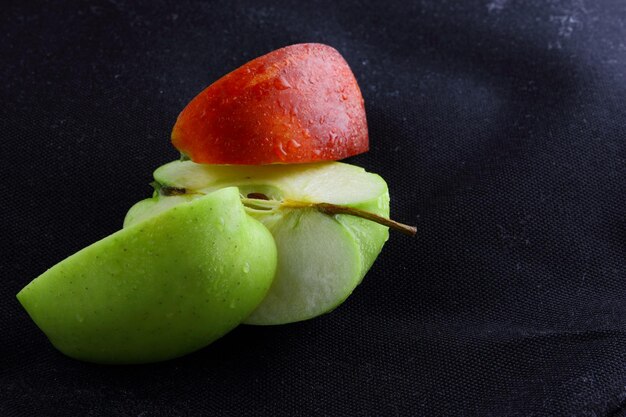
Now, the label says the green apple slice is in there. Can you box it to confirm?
[125,161,390,325]
[17,187,277,364]
[123,193,196,227]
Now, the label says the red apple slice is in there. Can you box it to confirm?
[172,43,368,165]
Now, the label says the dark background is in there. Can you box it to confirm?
[1,0,625,416]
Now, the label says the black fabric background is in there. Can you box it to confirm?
[1,0,625,416]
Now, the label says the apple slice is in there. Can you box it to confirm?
[17,188,277,364]
[171,43,368,165]
[125,161,390,325]
[123,193,196,227]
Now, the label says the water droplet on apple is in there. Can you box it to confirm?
[75,313,84,323]
[274,142,288,160]
[243,262,250,274]
[287,139,301,151]
[273,76,291,90]
[276,99,289,116]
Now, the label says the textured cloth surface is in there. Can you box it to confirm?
[1,1,625,416]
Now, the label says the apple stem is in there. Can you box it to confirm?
[241,197,416,237]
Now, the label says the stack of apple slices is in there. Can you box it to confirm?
[125,160,391,326]
[17,44,413,364]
